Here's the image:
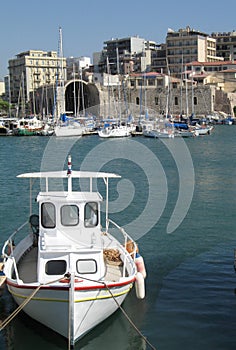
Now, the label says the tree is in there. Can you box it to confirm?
[0,99,10,115]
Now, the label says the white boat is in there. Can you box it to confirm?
[14,116,44,136]
[54,117,84,137]
[143,127,175,139]
[98,124,133,138]
[1,156,145,346]
[194,124,213,136]
[0,119,9,135]
[174,129,195,137]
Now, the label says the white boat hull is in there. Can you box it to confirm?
[7,280,133,342]
[194,126,213,136]
[54,125,83,137]
[98,126,132,138]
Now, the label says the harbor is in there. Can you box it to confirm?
[0,125,236,349]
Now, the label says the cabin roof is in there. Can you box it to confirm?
[17,170,121,179]
[37,191,102,202]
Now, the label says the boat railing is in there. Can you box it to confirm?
[107,218,137,277]
[1,220,29,259]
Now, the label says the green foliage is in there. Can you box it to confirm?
[0,99,10,113]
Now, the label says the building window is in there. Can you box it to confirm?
[136,97,140,105]
[148,79,155,86]
[155,97,159,105]
[194,96,197,105]
[175,97,178,105]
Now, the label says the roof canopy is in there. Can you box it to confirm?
[17,170,121,179]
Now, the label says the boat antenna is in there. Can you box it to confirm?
[67,155,72,192]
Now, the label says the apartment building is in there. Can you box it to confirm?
[66,56,91,80]
[186,60,236,93]
[211,31,236,61]
[93,36,159,74]
[8,50,67,105]
[166,26,223,78]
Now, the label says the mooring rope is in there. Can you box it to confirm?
[1,274,157,350]
[0,276,64,331]
[77,275,157,350]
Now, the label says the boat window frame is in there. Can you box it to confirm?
[41,202,56,228]
[45,260,67,275]
[60,204,79,226]
[76,258,97,274]
[84,202,98,228]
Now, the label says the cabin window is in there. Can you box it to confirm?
[61,205,79,226]
[77,259,97,274]
[45,260,67,275]
[84,202,98,227]
[41,202,56,228]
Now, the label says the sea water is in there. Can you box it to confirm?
[0,125,236,350]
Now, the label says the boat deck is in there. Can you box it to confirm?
[17,247,124,284]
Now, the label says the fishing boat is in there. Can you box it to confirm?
[14,116,44,136]
[1,156,146,347]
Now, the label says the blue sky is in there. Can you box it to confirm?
[0,0,235,80]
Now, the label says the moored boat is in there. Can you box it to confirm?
[54,116,84,137]
[1,156,146,346]
[98,123,133,138]
[14,116,44,136]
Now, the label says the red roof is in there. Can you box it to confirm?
[129,72,164,77]
[188,60,236,67]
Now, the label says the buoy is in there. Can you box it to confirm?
[135,252,147,279]
[125,240,135,254]
[135,272,145,299]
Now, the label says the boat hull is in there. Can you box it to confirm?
[98,126,132,138]
[54,125,83,137]
[7,279,133,343]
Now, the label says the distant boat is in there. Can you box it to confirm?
[0,119,9,135]
[54,115,84,137]
[98,123,133,138]
[143,119,175,139]
[194,124,213,136]
[14,116,44,136]
[1,156,146,347]
[143,128,175,138]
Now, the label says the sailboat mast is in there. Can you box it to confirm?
[55,26,65,119]
[116,47,121,121]
[185,65,189,117]
[107,56,110,118]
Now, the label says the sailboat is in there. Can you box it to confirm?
[98,53,134,138]
[1,156,146,347]
[53,28,84,137]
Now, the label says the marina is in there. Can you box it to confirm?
[0,125,236,349]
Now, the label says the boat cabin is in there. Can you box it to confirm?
[33,190,105,284]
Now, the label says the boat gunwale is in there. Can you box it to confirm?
[6,276,136,291]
